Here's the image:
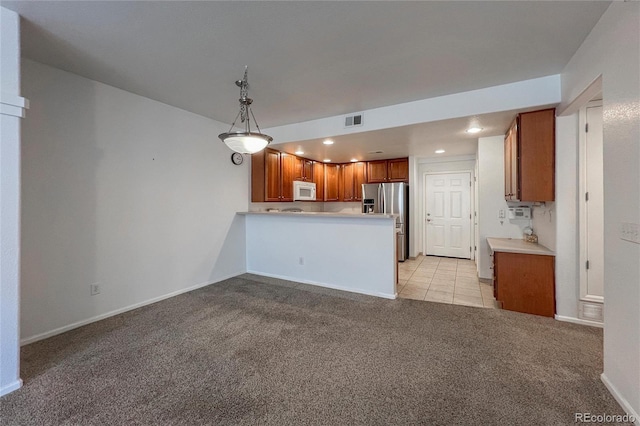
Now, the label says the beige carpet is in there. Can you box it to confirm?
[0,274,629,425]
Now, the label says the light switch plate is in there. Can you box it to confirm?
[620,222,640,244]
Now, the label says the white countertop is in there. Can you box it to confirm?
[487,237,555,256]
[237,211,397,219]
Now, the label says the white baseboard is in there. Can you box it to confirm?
[20,271,246,346]
[0,379,23,397]
[601,373,640,425]
[554,314,603,328]
[246,270,397,300]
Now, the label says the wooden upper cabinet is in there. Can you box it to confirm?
[341,163,355,201]
[251,148,294,202]
[388,158,409,182]
[280,153,295,201]
[353,162,367,201]
[252,150,407,202]
[294,157,314,182]
[264,149,282,202]
[367,158,409,183]
[504,119,517,201]
[324,164,340,201]
[367,160,388,183]
[504,108,555,202]
[341,162,367,201]
[312,162,324,201]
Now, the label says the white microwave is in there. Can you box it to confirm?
[293,181,316,201]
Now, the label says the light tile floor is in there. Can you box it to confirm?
[397,255,496,309]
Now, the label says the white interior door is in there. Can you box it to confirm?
[582,103,604,301]
[425,173,471,258]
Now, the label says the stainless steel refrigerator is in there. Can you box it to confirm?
[362,182,409,261]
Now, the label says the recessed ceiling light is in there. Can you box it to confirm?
[295,151,304,155]
[435,149,445,154]
[323,139,334,145]
[350,158,358,162]
[323,159,331,162]
[466,127,483,134]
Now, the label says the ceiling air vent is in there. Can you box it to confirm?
[344,113,363,128]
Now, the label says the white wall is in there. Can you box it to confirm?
[20,60,248,343]
[250,201,324,212]
[554,116,580,320]
[245,214,396,298]
[559,2,640,420]
[415,156,476,258]
[265,75,561,144]
[476,136,529,279]
[0,7,27,397]
[531,203,556,252]
[322,202,361,214]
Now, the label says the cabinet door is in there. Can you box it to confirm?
[388,158,409,182]
[324,164,340,201]
[495,252,555,317]
[353,162,367,201]
[264,149,282,201]
[280,153,295,201]
[303,159,313,181]
[293,157,305,181]
[367,160,388,183]
[342,163,355,201]
[504,121,516,200]
[313,162,324,201]
[251,149,266,202]
[519,109,555,201]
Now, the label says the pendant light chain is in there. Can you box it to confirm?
[218,66,272,154]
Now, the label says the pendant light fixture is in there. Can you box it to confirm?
[219,67,272,154]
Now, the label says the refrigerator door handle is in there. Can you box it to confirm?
[378,184,384,213]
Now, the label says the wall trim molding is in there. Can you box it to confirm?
[246,270,396,300]
[20,271,246,345]
[417,154,476,164]
[554,314,603,328]
[0,379,23,397]
[0,92,29,118]
[601,373,640,425]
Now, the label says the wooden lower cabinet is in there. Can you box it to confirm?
[493,251,555,317]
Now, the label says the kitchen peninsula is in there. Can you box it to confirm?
[238,211,397,299]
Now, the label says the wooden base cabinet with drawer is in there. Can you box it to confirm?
[493,252,555,317]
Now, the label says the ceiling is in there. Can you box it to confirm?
[3,1,610,160]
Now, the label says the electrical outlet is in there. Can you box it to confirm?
[620,222,640,244]
[498,209,506,219]
[299,257,304,265]
[90,284,101,295]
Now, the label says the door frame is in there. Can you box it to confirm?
[578,100,604,303]
[423,171,475,260]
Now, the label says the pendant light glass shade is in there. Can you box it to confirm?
[219,67,272,154]
[218,132,272,154]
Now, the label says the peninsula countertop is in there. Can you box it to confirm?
[486,237,555,256]
[237,211,397,219]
